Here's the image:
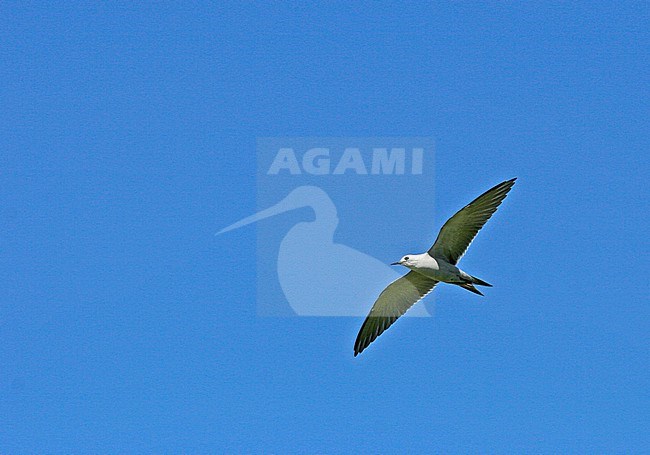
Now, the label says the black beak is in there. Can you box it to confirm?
[390,262,400,266]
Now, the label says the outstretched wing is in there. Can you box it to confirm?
[428,178,516,265]
[354,271,438,356]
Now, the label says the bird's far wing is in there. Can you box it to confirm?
[354,271,438,356]
[428,178,516,265]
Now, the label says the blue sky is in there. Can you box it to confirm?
[1,2,648,452]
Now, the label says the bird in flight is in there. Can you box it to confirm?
[354,178,517,356]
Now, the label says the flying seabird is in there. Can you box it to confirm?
[354,178,517,356]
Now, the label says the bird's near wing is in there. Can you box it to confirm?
[354,271,438,356]
[428,178,516,265]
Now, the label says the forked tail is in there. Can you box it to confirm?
[456,274,492,296]
[470,275,492,287]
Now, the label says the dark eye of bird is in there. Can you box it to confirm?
[405,257,409,260]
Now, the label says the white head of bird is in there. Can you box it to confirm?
[391,254,424,268]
